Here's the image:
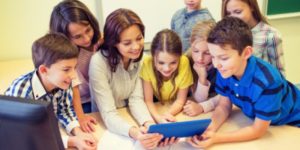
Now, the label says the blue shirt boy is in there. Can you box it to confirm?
[216,56,300,126]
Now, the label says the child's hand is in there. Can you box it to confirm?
[186,131,216,149]
[183,100,204,116]
[130,126,163,149]
[159,113,176,123]
[158,137,179,147]
[78,115,97,133]
[69,132,98,150]
[193,63,208,85]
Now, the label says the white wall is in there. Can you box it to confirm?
[0,0,299,83]
[100,0,222,42]
[0,0,98,61]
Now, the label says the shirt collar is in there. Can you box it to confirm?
[119,59,139,71]
[31,70,48,100]
[251,21,263,32]
[234,56,256,87]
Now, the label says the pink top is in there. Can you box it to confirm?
[73,43,100,104]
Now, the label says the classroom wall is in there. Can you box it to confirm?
[269,17,300,83]
[0,0,98,61]
[0,0,299,83]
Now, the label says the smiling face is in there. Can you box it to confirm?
[225,0,257,28]
[208,43,250,79]
[191,40,212,69]
[154,51,180,79]
[115,24,144,64]
[40,58,77,92]
[68,22,94,49]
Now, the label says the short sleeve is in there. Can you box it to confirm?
[140,55,152,82]
[177,55,193,89]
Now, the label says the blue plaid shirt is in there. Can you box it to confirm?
[171,7,214,52]
[5,71,79,134]
[216,56,300,126]
[252,21,285,75]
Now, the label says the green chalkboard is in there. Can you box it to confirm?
[267,0,300,16]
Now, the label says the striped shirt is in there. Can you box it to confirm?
[5,71,79,133]
[215,56,300,126]
[252,21,285,75]
[171,8,214,52]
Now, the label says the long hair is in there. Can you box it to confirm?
[50,0,101,46]
[151,29,182,103]
[222,0,268,24]
[100,8,144,72]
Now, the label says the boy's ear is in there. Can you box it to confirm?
[243,46,253,59]
[38,64,48,75]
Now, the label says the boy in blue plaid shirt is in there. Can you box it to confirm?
[5,33,97,149]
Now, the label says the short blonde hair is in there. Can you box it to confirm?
[186,20,216,57]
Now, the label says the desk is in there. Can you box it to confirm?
[63,103,300,150]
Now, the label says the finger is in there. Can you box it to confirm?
[161,138,168,147]
[84,122,92,133]
[90,117,97,125]
[186,100,192,104]
[81,123,89,133]
[87,122,95,132]
[169,137,176,145]
[174,137,180,143]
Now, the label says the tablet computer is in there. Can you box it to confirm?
[148,119,211,138]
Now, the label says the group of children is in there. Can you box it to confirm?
[3,0,300,149]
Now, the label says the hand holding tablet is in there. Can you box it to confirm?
[148,119,211,138]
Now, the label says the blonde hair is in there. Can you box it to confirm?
[186,20,215,57]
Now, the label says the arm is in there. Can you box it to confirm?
[142,79,162,123]
[188,117,270,149]
[56,88,80,134]
[128,77,154,126]
[194,81,210,102]
[213,118,270,143]
[193,62,210,102]
[207,95,232,132]
[168,87,189,116]
[199,95,219,113]
[73,86,97,132]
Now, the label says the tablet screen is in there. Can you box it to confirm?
[148,119,211,138]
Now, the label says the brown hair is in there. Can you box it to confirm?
[151,29,182,102]
[50,0,101,46]
[100,8,144,72]
[222,0,268,23]
[32,33,79,68]
[207,17,253,55]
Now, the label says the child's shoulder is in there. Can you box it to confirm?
[172,8,186,18]
[180,55,190,64]
[142,54,152,63]
[5,71,34,95]
[252,57,284,86]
